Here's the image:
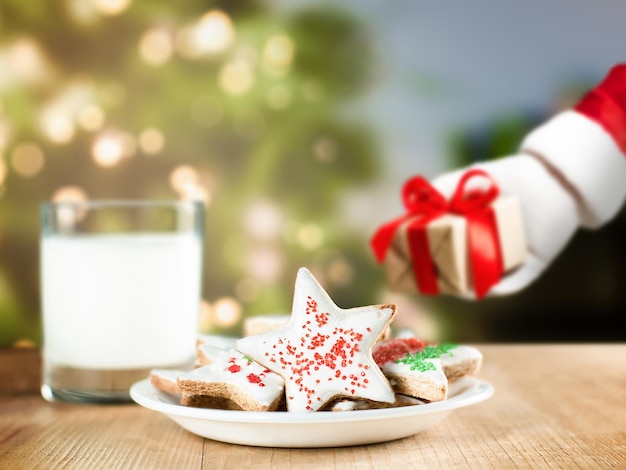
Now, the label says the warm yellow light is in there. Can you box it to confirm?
[52,185,89,203]
[219,60,254,96]
[91,133,124,167]
[196,10,234,53]
[11,142,45,178]
[93,0,132,16]
[169,165,199,193]
[139,28,172,66]
[40,112,75,144]
[213,297,242,328]
[66,0,100,26]
[297,223,324,250]
[176,10,234,59]
[262,34,294,75]
[78,105,105,131]
[0,38,49,89]
[180,184,211,205]
[138,128,164,154]
[168,164,210,204]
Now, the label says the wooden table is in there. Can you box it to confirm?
[1,344,624,469]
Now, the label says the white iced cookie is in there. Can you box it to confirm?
[176,346,285,412]
[236,267,397,412]
[439,345,483,382]
[149,368,183,396]
[373,340,482,401]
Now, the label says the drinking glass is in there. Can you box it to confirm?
[40,200,204,403]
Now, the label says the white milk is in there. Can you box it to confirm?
[41,233,202,369]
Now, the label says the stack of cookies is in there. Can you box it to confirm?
[149,268,482,412]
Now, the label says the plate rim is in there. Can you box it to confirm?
[130,376,493,425]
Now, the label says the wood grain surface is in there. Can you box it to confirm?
[1,344,624,469]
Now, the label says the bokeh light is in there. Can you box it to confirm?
[213,297,242,328]
[40,111,75,144]
[138,128,165,154]
[91,131,136,167]
[51,185,89,203]
[10,143,45,178]
[219,60,254,96]
[296,223,324,250]
[93,0,132,16]
[0,38,49,90]
[176,10,234,59]
[168,164,210,203]
[78,105,105,131]
[139,28,173,66]
[169,165,199,193]
[244,199,283,240]
[262,34,294,76]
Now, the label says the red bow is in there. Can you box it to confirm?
[371,169,504,299]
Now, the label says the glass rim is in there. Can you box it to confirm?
[41,200,204,210]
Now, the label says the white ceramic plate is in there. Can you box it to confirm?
[130,376,493,448]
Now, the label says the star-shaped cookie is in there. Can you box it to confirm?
[176,345,285,411]
[237,267,397,411]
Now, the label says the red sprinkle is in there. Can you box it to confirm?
[372,338,428,365]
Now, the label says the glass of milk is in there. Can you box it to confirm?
[40,200,204,403]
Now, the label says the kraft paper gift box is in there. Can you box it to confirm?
[383,195,527,296]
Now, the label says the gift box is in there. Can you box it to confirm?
[371,170,527,299]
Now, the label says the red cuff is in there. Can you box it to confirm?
[574,64,626,157]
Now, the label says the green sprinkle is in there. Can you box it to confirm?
[243,355,253,363]
[396,343,458,372]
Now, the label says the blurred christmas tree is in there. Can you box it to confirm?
[0,0,386,345]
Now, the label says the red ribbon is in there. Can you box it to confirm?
[371,169,504,299]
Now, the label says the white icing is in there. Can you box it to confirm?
[382,358,448,389]
[438,345,482,367]
[178,346,284,407]
[196,334,239,350]
[237,267,396,412]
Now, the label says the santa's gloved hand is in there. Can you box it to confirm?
[432,154,578,296]
[433,64,626,297]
